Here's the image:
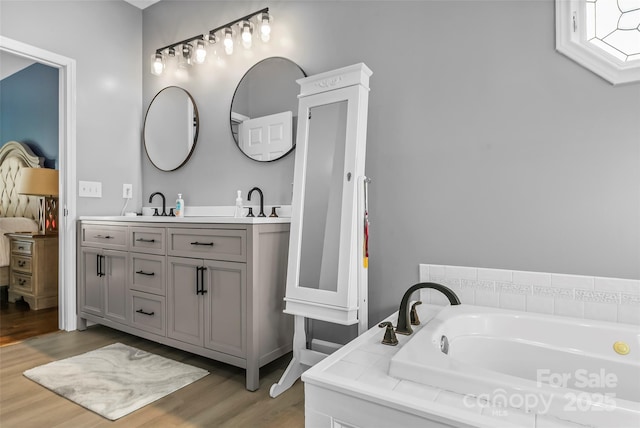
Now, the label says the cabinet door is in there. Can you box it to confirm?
[203,260,246,357]
[167,257,204,346]
[104,250,128,324]
[79,247,104,317]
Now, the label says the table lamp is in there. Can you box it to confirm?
[17,168,59,235]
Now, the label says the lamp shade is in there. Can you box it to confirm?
[17,168,59,197]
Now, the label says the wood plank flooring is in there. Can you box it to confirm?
[0,325,305,427]
[0,303,59,347]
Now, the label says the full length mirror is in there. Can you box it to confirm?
[298,101,348,292]
[144,86,199,171]
[230,57,305,162]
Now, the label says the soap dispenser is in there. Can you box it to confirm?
[234,190,243,218]
[176,193,185,217]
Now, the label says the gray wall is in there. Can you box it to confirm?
[0,0,143,215]
[143,1,639,326]
[2,1,637,332]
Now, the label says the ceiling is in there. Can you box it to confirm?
[0,52,36,80]
[123,0,161,9]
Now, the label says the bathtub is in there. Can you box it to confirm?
[389,304,640,428]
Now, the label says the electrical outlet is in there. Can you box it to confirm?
[79,181,102,198]
[123,184,133,199]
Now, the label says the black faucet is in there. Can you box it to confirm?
[149,192,167,216]
[247,187,266,217]
[395,282,461,335]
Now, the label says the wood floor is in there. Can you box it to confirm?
[0,325,305,427]
[0,302,59,347]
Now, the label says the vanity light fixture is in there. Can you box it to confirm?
[241,20,253,49]
[151,52,164,76]
[194,39,207,64]
[260,11,271,42]
[224,27,234,55]
[179,42,193,68]
[150,7,271,75]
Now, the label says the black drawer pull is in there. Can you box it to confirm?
[136,309,155,316]
[18,260,26,267]
[136,238,156,243]
[17,246,25,250]
[135,270,155,276]
[190,241,214,246]
[18,278,27,286]
[94,235,114,239]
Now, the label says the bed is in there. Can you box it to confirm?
[0,141,41,288]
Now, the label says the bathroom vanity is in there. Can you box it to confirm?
[76,216,292,391]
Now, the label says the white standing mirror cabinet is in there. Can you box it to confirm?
[271,63,372,398]
[284,63,372,325]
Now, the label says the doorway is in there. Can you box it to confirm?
[0,36,77,336]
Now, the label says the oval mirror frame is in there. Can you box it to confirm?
[230,57,306,162]
[144,86,199,172]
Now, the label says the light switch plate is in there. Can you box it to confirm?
[79,180,102,198]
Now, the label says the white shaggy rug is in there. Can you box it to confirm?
[23,342,209,420]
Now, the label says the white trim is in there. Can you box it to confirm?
[555,0,640,85]
[0,36,77,331]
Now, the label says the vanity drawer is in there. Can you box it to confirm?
[11,255,32,274]
[130,253,165,296]
[11,240,33,256]
[81,225,128,250]
[11,272,33,293]
[130,227,165,255]
[168,228,246,262]
[130,291,165,336]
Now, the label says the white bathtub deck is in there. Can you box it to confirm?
[302,304,590,428]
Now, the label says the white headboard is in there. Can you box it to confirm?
[0,141,44,220]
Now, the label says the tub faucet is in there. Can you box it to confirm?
[247,187,266,217]
[149,192,167,216]
[395,282,461,335]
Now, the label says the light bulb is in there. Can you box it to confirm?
[179,44,192,68]
[241,21,252,49]
[224,28,233,55]
[260,13,271,42]
[151,52,164,75]
[194,39,206,64]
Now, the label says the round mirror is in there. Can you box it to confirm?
[144,86,199,171]
[230,57,306,162]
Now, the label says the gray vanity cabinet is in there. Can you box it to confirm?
[78,243,128,325]
[77,220,292,391]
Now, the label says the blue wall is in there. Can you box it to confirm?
[0,63,58,168]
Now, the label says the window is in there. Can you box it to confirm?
[556,0,640,85]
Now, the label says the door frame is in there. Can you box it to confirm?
[0,36,77,331]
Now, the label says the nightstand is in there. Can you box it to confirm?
[6,233,58,310]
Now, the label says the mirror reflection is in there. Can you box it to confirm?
[230,57,305,162]
[298,101,348,292]
[144,86,199,171]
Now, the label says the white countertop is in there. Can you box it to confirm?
[78,215,290,224]
[80,205,292,224]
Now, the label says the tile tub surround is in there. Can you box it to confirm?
[302,304,589,428]
[419,264,640,325]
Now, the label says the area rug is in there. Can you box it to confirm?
[23,342,209,420]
